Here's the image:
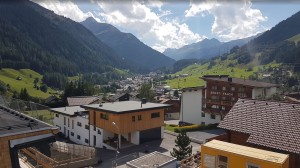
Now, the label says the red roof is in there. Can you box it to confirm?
[219,99,300,154]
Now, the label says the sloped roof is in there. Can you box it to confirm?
[218,99,300,154]
[67,96,99,106]
[201,75,278,88]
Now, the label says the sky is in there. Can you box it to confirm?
[33,0,300,52]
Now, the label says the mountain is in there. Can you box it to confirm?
[81,17,175,72]
[0,0,130,76]
[164,36,257,61]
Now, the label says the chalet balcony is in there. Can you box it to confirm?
[202,98,236,106]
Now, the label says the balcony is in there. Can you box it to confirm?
[202,98,236,106]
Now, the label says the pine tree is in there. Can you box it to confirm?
[170,130,193,161]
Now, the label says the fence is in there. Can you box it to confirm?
[0,96,54,125]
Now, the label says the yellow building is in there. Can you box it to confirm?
[201,140,289,168]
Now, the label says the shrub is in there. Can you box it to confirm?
[169,124,177,127]
[174,123,218,133]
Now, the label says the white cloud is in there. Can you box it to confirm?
[185,0,267,41]
[96,1,205,52]
[33,0,99,22]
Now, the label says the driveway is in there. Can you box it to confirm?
[187,129,225,143]
[94,133,201,168]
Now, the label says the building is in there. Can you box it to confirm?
[201,75,278,118]
[180,86,221,125]
[0,105,58,168]
[218,99,300,168]
[126,151,176,168]
[201,140,289,168]
[67,96,100,106]
[82,101,170,149]
[51,101,170,150]
[50,106,102,147]
[180,75,278,125]
[159,99,180,120]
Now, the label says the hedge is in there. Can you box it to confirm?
[174,123,218,133]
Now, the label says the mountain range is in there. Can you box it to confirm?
[164,36,257,61]
[81,17,175,72]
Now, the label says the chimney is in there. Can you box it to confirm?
[141,98,147,108]
[228,77,232,82]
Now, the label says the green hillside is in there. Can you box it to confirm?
[0,68,57,98]
[166,55,278,88]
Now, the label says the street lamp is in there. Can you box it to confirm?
[112,122,120,168]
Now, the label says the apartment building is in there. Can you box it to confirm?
[218,99,300,168]
[180,75,278,125]
[51,101,170,150]
[201,75,278,118]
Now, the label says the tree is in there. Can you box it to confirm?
[19,88,30,101]
[40,84,48,93]
[170,130,192,161]
[138,83,155,101]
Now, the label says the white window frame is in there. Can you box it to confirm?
[247,162,260,168]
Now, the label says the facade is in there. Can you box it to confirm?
[51,101,170,150]
[201,75,278,118]
[82,101,170,149]
[218,99,300,168]
[51,106,103,148]
[201,140,289,168]
[159,99,180,120]
[180,86,221,125]
[0,105,58,168]
[126,151,176,168]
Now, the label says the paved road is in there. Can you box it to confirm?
[94,133,201,168]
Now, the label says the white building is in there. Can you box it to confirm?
[51,106,103,148]
[180,86,221,125]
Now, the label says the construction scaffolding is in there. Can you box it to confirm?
[19,142,98,168]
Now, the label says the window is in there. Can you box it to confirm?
[100,113,109,120]
[211,95,218,102]
[85,125,89,130]
[247,163,260,168]
[138,115,142,121]
[55,114,59,118]
[222,86,226,91]
[64,117,66,125]
[221,106,226,111]
[68,118,70,127]
[238,87,245,92]
[85,139,89,143]
[151,112,160,118]
[231,87,235,91]
[212,85,217,90]
[221,96,226,101]
[97,129,101,135]
[201,122,205,125]
[238,93,247,98]
[77,122,82,127]
[72,120,74,129]
[132,116,135,122]
[218,155,228,168]
[71,132,74,136]
[211,114,216,119]
[77,135,81,140]
[201,112,205,117]
[231,97,236,101]
[203,154,215,168]
[211,105,219,109]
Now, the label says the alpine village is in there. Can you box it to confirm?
[0,1,300,168]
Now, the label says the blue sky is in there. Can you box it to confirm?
[34,0,300,52]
